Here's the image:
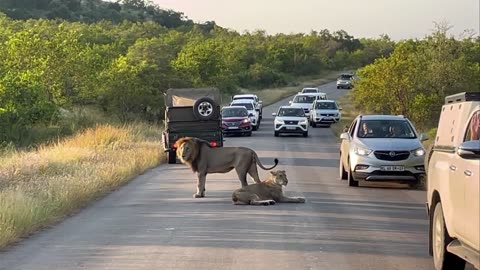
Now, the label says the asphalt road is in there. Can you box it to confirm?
[0,82,438,270]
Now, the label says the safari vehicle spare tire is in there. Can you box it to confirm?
[193,97,218,120]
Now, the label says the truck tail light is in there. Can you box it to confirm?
[210,141,218,147]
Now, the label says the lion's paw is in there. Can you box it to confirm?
[268,200,276,205]
[297,197,306,203]
[193,193,205,198]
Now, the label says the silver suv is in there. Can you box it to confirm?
[339,114,428,187]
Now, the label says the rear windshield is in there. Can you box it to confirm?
[278,108,305,117]
[303,89,318,93]
[222,107,248,117]
[339,75,353,80]
[357,120,416,139]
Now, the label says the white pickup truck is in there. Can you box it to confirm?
[426,92,479,270]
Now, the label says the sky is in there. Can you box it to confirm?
[152,0,480,40]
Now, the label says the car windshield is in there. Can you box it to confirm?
[315,102,337,110]
[339,75,353,80]
[222,107,248,117]
[231,103,253,110]
[357,120,417,138]
[303,89,317,93]
[293,95,316,103]
[278,108,305,117]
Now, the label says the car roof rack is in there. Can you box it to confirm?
[445,92,480,104]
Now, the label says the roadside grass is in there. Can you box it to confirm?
[242,70,344,106]
[0,123,164,249]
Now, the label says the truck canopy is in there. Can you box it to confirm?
[165,88,221,107]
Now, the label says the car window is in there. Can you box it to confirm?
[231,103,253,110]
[357,120,416,138]
[464,110,480,142]
[221,108,248,117]
[278,108,305,117]
[349,120,357,137]
[315,102,337,110]
[293,95,316,103]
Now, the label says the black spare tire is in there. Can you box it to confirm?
[193,97,218,120]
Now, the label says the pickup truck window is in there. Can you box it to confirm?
[464,110,480,142]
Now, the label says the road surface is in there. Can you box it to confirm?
[0,82,438,270]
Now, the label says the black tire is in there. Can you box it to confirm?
[337,86,340,89]
[274,131,279,137]
[168,150,176,164]
[246,131,252,136]
[303,131,308,137]
[193,97,218,120]
[252,125,258,131]
[347,158,358,187]
[312,122,317,128]
[339,157,348,180]
[431,203,466,270]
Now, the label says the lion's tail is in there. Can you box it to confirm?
[253,151,279,170]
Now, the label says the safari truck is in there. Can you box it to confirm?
[426,92,480,270]
[162,88,224,164]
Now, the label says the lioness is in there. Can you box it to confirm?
[176,137,279,198]
[232,170,306,206]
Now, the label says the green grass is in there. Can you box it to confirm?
[0,123,164,249]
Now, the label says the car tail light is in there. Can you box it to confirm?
[210,141,218,147]
[172,143,178,148]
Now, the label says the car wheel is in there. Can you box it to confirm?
[246,131,252,137]
[337,86,340,89]
[274,131,279,137]
[252,125,258,131]
[347,158,358,187]
[193,97,218,120]
[339,156,348,180]
[432,203,466,270]
[303,131,308,137]
[168,150,177,164]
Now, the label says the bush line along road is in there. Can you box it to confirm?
[0,82,456,270]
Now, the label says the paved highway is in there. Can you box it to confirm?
[0,82,438,270]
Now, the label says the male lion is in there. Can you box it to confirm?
[176,137,279,198]
[232,170,306,206]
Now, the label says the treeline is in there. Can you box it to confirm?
[0,4,394,145]
[353,24,480,130]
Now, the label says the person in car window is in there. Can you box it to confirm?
[468,111,480,141]
[359,122,373,137]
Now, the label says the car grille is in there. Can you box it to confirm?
[303,109,309,113]
[284,120,299,125]
[374,151,410,161]
[225,121,242,127]
[320,113,336,116]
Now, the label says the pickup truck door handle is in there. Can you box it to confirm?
[449,165,457,171]
[464,170,472,177]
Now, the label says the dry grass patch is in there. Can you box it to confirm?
[0,123,163,249]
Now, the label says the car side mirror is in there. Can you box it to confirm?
[457,140,480,159]
[249,113,254,117]
[259,101,263,104]
[339,107,343,111]
[288,101,292,104]
[255,108,260,111]
[272,112,277,116]
[419,133,428,142]
[340,132,349,140]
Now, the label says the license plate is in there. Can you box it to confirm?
[381,165,404,171]
[286,126,296,130]
[228,127,239,130]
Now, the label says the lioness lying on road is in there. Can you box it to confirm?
[176,137,279,198]
[232,170,306,206]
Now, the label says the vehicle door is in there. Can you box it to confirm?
[341,119,358,167]
[456,110,480,249]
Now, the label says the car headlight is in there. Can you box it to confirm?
[242,119,250,123]
[354,146,372,156]
[334,113,339,117]
[412,147,425,157]
[299,119,308,125]
[275,119,284,124]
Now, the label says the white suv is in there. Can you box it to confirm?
[230,99,260,130]
[288,93,319,117]
[426,92,479,270]
[309,100,342,127]
[272,106,309,137]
